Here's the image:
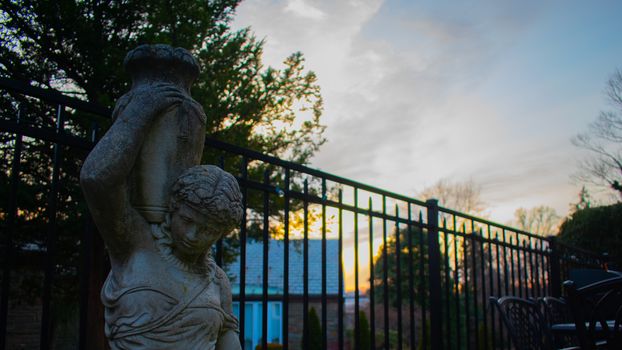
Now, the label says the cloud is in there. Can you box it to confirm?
[284,0,326,20]
[232,1,609,222]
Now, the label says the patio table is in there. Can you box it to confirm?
[551,320,618,335]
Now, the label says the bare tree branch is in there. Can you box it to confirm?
[573,69,622,199]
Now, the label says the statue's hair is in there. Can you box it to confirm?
[169,165,243,235]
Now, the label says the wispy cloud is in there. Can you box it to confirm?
[284,0,326,20]
[233,0,622,222]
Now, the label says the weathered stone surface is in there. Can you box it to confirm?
[120,44,207,224]
[80,45,242,349]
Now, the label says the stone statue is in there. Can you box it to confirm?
[80,45,243,349]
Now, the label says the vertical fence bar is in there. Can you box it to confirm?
[453,216,461,350]
[41,105,64,349]
[538,241,544,296]
[419,211,427,350]
[494,233,504,350]
[539,240,547,296]
[524,240,531,298]
[368,198,376,349]
[528,239,536,298]
[283,168,290,349]
[534,240,541,296]
[321,178,327,350]
[262,170,270,350]
[395,205,403,350]
[382,196,389,350]
[548,236,562,297]
[407,204,415,350]
[515,236,523,298]
[478,229,489,350]
[303,180,309,350]
[426,199,442,350]
[511,235,518,297]
[1,108,23,350]
[238,157,248,347]
[463,223,471,350]
[442,219,451,350]
[502,230,509,296]
[470,221,479,350]
[338,190,344,350]
[353,188,360,350]
[487,227,495,350]
[519,239,531,298]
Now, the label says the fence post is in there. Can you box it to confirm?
[548,236,562,297]
[426,199,442,350]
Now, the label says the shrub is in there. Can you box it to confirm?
[558,203,622,268]
[301,307,322,350]
[358,311,371,350]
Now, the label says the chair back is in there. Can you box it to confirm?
[489,296,553,350]
[564,276,622,350]
[539,296,578,349]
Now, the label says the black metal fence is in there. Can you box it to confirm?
[0,78,608,350]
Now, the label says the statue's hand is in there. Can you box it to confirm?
[115,83,187,122]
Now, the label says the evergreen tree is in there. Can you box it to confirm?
[358,311,372,350]
[0,0,325,161]
[302,307,322,350]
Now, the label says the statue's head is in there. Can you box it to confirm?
[167,165,243,263]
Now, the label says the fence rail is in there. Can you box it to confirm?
[0,78,608,350]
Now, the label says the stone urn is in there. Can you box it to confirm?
[122,44,206,223]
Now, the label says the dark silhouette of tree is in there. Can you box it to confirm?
[512,206,561,236]
[573,69,622,198]
[302,307,322,350]
[358,311,371,350]
[558,203,622,268]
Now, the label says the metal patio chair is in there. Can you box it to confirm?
[539,296,579,349]
[490,296,554,350]
[564,276,622,350]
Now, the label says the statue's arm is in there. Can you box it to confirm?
[216,331,241,350]
[80,84,186,259]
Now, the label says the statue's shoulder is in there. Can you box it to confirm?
[204,258,227,283]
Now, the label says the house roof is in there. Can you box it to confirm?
[226,239,341,296]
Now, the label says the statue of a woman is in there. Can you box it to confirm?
[80,82,243,349]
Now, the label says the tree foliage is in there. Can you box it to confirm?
[512,205,561,236]
[302,307,322,350]
[372,227,429,308]
[0,0,325,162]
[573,69,622,199]
[358,311,372,350]
[557,203,622,268]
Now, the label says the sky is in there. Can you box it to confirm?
[231,0,622,224]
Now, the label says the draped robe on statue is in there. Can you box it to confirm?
[101,226,238,349]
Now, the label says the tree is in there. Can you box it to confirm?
[302,307,322,350]
[0,1,326,253]
[557,203,622,268]
[573,69,622,199]
[571,186,593,213]
[417,178,486,216]
[358,311,372,350]
[512,205,561,236]
[371,227,463,349]
[0,0,325,162]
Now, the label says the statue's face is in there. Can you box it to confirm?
[170,202,218,262]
